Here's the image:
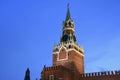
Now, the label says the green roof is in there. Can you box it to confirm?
[66,7,71,21]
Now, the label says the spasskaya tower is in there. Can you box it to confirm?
[41,5,84,80]
[52,5,84,74]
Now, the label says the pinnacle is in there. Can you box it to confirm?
[65,4,71,21]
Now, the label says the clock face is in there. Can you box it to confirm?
[62,34,68,42]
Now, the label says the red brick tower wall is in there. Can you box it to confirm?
[53,49,84,74]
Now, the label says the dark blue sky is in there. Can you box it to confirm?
[0,0,120,80]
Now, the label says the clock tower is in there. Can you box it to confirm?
[52,6,84,74]
[41,5,84,80]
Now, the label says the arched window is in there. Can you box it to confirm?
[49,75,54,80]
[69,45,71,48]
[69,21,71,26]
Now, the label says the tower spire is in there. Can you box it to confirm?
[60,4,76,43]
[66,3,71,21]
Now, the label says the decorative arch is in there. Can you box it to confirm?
[57,46,68,61]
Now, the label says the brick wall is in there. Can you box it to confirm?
[79,70,120,80]
[41,65,74,80]
[53,50,84,74]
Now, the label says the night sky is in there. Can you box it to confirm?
[0,0,120,80]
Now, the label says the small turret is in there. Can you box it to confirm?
[24,68,30,80]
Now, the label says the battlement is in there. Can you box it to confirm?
[43,65,70,71]
[80,70,120,77]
